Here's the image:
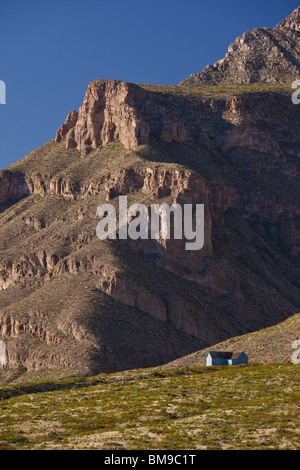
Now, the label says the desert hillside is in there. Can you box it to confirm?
[161,312,300,369]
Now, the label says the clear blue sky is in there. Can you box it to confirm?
[0,0,299,170]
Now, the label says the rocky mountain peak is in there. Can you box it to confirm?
[275,6,300,32]
[181,7,300,85]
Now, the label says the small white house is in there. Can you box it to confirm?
[206,351,248,367]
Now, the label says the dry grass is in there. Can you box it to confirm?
[0,363,298,450]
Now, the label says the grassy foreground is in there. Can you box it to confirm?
[0,363,299,450]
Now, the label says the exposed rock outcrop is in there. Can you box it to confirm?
[55,79,300,159]
[56,80,152,152]
[0,170,29,208]
[0,315,61,345]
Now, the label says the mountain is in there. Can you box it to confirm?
[0,78,299,376]
[181,7,300,85]
[1,8,300,377]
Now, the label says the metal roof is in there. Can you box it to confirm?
[207,351,246,359]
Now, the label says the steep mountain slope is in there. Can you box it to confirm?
[181,7,300,85]
[0,79,299,375]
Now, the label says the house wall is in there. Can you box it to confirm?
[206,354,213,366]
[206,352,248,366]
[232,353,248,365]
[206,355,227,366]
[212,358,227,366]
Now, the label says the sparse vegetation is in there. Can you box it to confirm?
[0,363,298,450]
[91,80,292,99]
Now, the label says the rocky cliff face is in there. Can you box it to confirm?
[0,170,30,208]
[181,7,300,85]
[55,80,191,152]
[55,80,299,159]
